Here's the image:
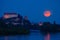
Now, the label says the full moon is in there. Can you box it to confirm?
[44,10,51,17]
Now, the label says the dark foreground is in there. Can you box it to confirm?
[0,30,60,40]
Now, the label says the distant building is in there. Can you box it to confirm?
[3,13,18,19]
[23,16,31,28]
[38,22,43,26]
[2,13,23,25]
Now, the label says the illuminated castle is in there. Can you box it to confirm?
[1,13,23,25]
[3,13,18,19]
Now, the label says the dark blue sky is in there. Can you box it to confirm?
[0,0,60,24]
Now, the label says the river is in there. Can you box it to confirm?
[0,30,60,40]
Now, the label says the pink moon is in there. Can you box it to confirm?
[44,10,51,17]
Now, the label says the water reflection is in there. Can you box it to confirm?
[0,30,60,40]
[44,33,50,40]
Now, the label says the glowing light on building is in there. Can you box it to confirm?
[38,22,43,26]
[4,15,10,19]
[3,13,18,19]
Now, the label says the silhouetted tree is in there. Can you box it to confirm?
[23,16,31,28]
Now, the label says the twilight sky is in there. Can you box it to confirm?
[0,0,60,24]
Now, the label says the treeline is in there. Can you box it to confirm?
[0,13,60,35]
